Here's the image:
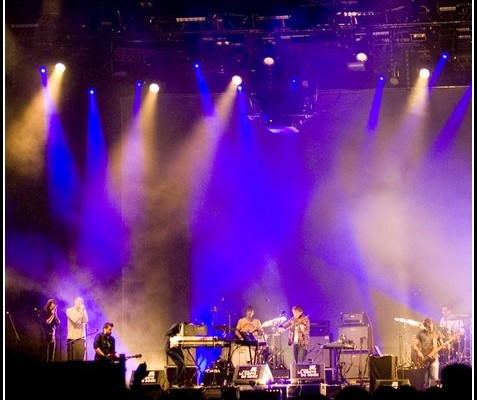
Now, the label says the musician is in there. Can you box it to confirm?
[165,322,186,387]
[279,305,310,363]
[411,318,448,389]
[235,305,263,341]
[66,296,89,361]
[38,298,61,362]
[439,305,465,337]
[439,305,465,364]
[93,322,116,362]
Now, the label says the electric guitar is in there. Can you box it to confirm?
[102,353,142,362]
[414,333,460,368]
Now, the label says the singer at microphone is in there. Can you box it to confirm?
[66,296,89,361]
[38,298,61,362]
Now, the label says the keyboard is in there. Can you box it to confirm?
[169,336,230,348]
[323,342,356,349]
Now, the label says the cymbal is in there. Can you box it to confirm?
[393,317,422,327]
[262,316,286,328]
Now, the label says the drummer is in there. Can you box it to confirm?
[235,305,264,342]
[439,305,465,337]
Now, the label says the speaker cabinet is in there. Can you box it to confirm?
[338,351,369,380]
[167,349,196,366]
[397,368,426,391]
[166,366,198,386]
[308,335,332,367]
[369,355,397,392]
[337,325,373,351]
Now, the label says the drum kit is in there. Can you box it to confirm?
[257,316,287,368]
[213,314,288,374]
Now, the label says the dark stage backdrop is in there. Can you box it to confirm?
[5,86,472,377]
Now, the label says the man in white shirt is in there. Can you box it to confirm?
[66,297,89,360]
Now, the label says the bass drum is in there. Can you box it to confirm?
[230,343,256,368]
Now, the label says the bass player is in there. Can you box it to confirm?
[411,318,450,389]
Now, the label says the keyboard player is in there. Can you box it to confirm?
[235,305,264,341]
[233,305,264,365]
[165,322,187,387]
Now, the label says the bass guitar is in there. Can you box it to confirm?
[414,333,460,368]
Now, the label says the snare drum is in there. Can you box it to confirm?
[230,343,256,367]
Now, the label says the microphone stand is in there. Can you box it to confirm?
[35,309,47,361]
[85,323,88,361]
[6,312,21,348]
[57,322,62,361]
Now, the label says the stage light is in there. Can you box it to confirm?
[55,63,66,73]
[237,84,244,92]
[356,52,368,62]
[89,88,95,95]
[136,80,143,87]
[419,68,430,79]
[193,62,200,69]
[231,75,242,86]
[39,66,47,74]
[263,56,275,66]
[440,52,449,60]
[378,74,385,82]
[149,83,160,93]
[389,77,399,86]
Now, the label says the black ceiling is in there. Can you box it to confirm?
[6,0,473,95]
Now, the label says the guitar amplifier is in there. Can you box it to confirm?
[341,312,367,326]
[180,323,208,336]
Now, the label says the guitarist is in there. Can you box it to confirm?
[411,318,448,389]
[93,322,116,362]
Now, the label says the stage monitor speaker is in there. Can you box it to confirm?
[338,325,372,351]
[369,355,397,392]
[375,379,411,391]
[290,363,324,384]
[233,364,274,385]
[129,370,162,400]
[397,368,426,391]
[338,351,370,380]
[130,369,162,386]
